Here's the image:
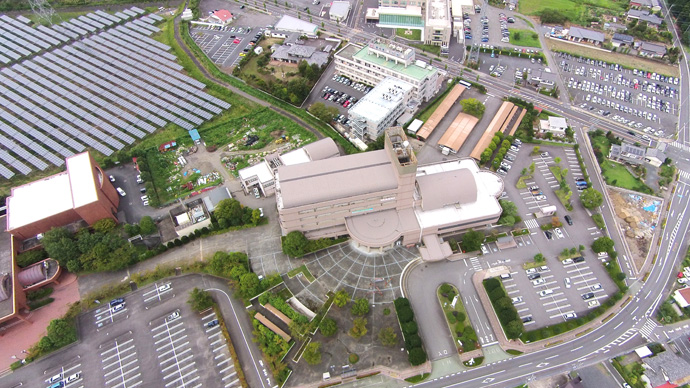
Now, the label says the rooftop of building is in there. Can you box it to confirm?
[643,350,690,387]
[330,1,351,17]
[350,44,438,81]
[275,15,318,34]
[613,33,635,42]
[7,152,100,232]
[212,9,233,22]
[567,26,605,42]
[414,159,503,229]
[348,77,414,122]
[276,150,399,209]
[427,0,451,28]
[639,41,667,53]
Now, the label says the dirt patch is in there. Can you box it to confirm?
[286,304,410,387]
[608,188,663,269]
[547,38,680,77]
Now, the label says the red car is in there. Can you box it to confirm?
[233,38,241,44]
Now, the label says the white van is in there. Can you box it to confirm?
[500,273,512,280]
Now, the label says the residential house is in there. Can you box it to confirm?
[567,27,605,46]
[672,288,690,308]
[644,143,667,167]
[209,9,233,26]
[627,9,664,29]
[612,33,635,48]
[609,142,646,164]
[637,41,667,58]
[642,350,690,388]
[629,0,661,12]
[538,116,568,136]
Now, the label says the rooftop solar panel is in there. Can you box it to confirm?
[130,6,146,14]
[38,25,69,43]
[78,15,105,29]
[70,19,96,32]
[148,13,163,21]
[0,36,32,56]
[95,10,120,22]
[122,9,138,17]
[15,15,31,24]
[52,24,79,39]
[60,22,87,36]
[114,12,130,20]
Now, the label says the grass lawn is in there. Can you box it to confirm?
[287,264,316,282]
[519,0,625,24]
[547,39,680,77]
[405,373,430,383]
[590,134,611,156]
[509,29,542,48]
[417,90,450,122]
[601,160,653,193]
[410,43,441,56]
[517,175,533,189]
[396,28,422,41]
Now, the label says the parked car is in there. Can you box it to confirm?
[544,230,553,240]
[522,316,533,323]
[532,278,546,285]
[511,296,523,303]
[554,228,564,239]
[564,215,573,225]
[581,292,595,300]
[207,319,220,327]
[109,175,115,182]
[116,187,126,196]
[110,298,125,307]
[564,278,571,288]
[528,273,541,280]
[539,289,553,297]
[564,312,577,320]
[167,310,180,321]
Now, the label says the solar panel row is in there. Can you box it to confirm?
[0,11,228,176]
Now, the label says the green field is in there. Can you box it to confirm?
[518,0,626,24]
[601,160,653,193]
[509,29,542,48]
[410,43,441,56]
[396,28,421,41]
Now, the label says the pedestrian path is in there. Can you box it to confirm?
[469,257,482,272]
[524,219,540,229]
[679,170,690,180]
[638,318,658,341]
[670,141,690,152]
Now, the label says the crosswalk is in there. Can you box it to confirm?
[469,257,482,271]
[638,318,658,341]
[679,170,690,180]
[670,141,690,152]
[524,219,540,229]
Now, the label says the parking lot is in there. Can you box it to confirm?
[475,48,547,82]
[303,62,373,118]
[556,52,679,138]
[16,278,245,388]
[190,25,262,67]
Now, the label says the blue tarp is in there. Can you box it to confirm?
[188,129,200,141]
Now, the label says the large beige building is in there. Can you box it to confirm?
[275,127,504,261]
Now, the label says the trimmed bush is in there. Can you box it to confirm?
[408,347,427,366]
[396,306,414,323]
[402,321,418,336]
[405,334,422,350]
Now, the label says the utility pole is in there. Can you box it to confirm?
[28,0,58,26]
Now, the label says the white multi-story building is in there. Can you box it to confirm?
[424,0,451,46]
[334,38,444,102]
[348,77,414,140]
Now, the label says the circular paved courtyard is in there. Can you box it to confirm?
[283,242,419,307]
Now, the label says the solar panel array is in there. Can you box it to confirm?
[0,8,231,178]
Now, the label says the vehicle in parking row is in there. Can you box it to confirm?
[528,273,541,280]
[564,312,577,320]
[564,215,573,225]
[532,278,546,285]
[512,296,523,303]
[564,277,571,288]
[539,289,554,297]
[581,292,595,300]
[522,316,533,323]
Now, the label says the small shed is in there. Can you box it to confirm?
[407,119,423,135]
[635,345,653,359]
[188,129,201,142]
[254,46,264,55]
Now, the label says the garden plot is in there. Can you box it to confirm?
[608,188,663,269]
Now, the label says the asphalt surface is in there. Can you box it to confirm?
[1,275,270,388]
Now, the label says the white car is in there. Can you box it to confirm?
[47,373,63,383]
[66,373,81,383]
[481,244,489,255]
[167,310,180,321]
[588,300,600,308]
[136,174,144,184]
[109,175,115,182]
[554,228,564,239]
[564,312,577,320]
[563,258,574,265]
[116,187,126,197]
[111,303,125,313]
[539,289,553,297]
[532,278,546,286]
[591,283,602,291]
[525,268,537,275]
[158,283,171,292]
[564,278,571,288]
[535,195,547,201]
[511,296,523,303]
[678,278,689,284]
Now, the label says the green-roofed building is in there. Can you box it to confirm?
[334,38,444,102]
[376,6,425,38]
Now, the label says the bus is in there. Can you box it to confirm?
[458,80,472,89]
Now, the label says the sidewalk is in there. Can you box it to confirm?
[0,272,80,372]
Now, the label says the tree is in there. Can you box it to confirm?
[214,199,245,227]
[349,317,368,338]
[368,134,386,150]
[251,209,262,226]
[188,287,214,312]
[505,319,524,339]
[282,231,309,257]
[534,253,545,263]
[498,200,519,226]
[521,167,528,176]
[580,188,603,209]
[460,229,484,252]
[334,290,350,307]
[302,342,322,365]
[139,216,157,235]
[378,327,398,346]
[44,318,77,349]
[459,98,486,118]
[351,298,370,316]
[514,31,521,40]
[554,157,561,165]
[319,317,337,336]
[309,102,339,123]
[16,249,47,268]
[531,146,541,155]
[239,273,262,299]
[92,218,117,233]
[529,162,536,174]
[592,236,614,253]
[42,227,80,267]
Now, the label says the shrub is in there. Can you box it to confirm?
[396,306,414,323]
[408,347,428,366]
[405,334,422,350]
[16,249,47,268]
[351,298,370,316]
[394,297,410,310]
[319,317,337,336]
[188,288,214,312]
[402,321,418,336]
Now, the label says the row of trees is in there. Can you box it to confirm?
[206,251,282,300]
[214,198,263,228]
[281,231,345,258]
[483,278,524,339]
[394,297,428,366]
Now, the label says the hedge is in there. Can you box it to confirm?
[394,297,428,366]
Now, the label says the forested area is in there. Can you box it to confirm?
[668,0,690,44]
